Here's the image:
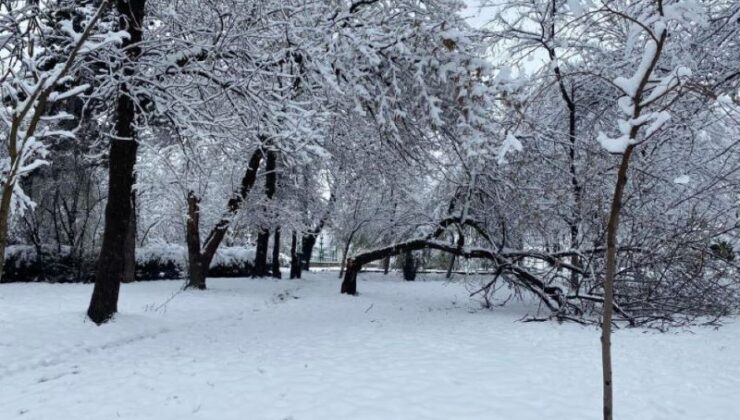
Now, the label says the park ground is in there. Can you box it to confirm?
[1,272,738,420]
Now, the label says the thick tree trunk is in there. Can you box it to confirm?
[271,228,281,278]
[402,250,417,281]
[122,194,136,283]
[300,234,316,271]
[254,230,269,276]
[185,191,207,289]
[289,231,301,279]
[341,258,359,295]
[382,256,390,275]
[602,146,634,420]
[87,0,146,324]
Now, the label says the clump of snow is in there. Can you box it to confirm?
[674,175,691,185]
[497,133,523,164]
[597,132,631,154]
[614,39,658,98]
[645,111,672,137]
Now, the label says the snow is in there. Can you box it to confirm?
[597,132,631,154]
[136,243,188,266]
[614,39,658,98]
[497,132,523,164]
[1,272,738,420]
[48,84,90,102]
[674,175,691,185]
[645,111,672,137]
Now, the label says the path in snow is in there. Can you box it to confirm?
[0,272,738,419]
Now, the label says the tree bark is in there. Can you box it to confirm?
[402,250,417,281]
[254,149,277,276]
[446,232,464,279]
[271,227,281,278]
[0,185,14,283]
[338,230,357,279]
[300,234,316,271]
[185,191,207,289]
[382,255,390,275]
[289,231,301,279]
[254,230,269,276]
[122,193,136,283]
[87,0,146,324]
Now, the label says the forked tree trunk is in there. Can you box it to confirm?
[185,148,264,289]
[271,228,281,278]
[300,192,334,271]
[289,231,301,279]
[87,0,146,324]
[338,231,356,279]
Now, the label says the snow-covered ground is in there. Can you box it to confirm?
[1,272,738,420]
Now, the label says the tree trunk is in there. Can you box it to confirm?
[446,233,464,279]
[0,184,14,283]
[341,258,359,295]
[254,149,277,277]
[601,146,634,420]
[254,230,269,276]
[122,193,136,283]
[87,0,146,324]
[402,250,417,281]
[185,191,207,289]
[382,256,390,275]
[300,234,316,271]
[185,149,264,289]
[290,231,301,279]
[338,231,356,279]
[300,192,334,271]
[271,228,281,278]
[567,101,582,290]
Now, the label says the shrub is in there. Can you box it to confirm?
[2,245,94,283]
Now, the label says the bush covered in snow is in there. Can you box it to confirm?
[208,246,256,278]
[135,243,188,280]
[2,245,94,283]
[3,242,288,282]
[135,244,265,279]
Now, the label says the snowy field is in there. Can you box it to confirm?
[1,272,738,420]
